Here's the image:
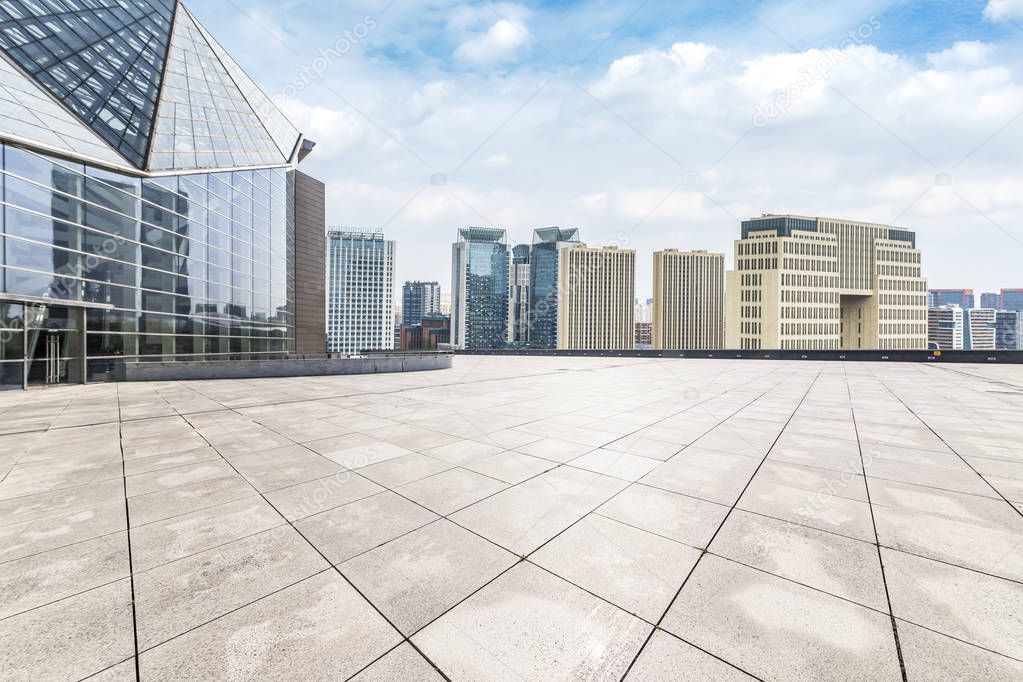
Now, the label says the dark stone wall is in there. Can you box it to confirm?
[294,171,327,354]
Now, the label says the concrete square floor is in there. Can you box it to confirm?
[1,356,1022,680]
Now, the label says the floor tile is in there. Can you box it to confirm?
[626,630,755,680]
[596,483,728,548]
[264,471,384,521]
[350,643,444,681]
[413,562,649,681]
[395,468,508,515]
[569,448,661,482]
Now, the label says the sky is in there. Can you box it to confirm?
[186,0,1023,299]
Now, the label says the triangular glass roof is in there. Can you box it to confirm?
[0,0,176,168]
[147,7,295,172]
[0,52,131,168]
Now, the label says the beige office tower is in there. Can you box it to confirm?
[725,215,927,351]
[557,245,636,350]
[652,250,725,350]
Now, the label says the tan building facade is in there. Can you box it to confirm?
[652,250,725,350]
[725,215,927,351]
[557,245,635,350]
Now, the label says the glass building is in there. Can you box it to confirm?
[451,227,508,350]
[928,289,974,310]
[995,311,1022,350]
[1001,289,1023,312]
[401,280,440,327]
[327,231,395,355]
[528,227,580,348]
[508,244,530,345]
[0,1,325,389]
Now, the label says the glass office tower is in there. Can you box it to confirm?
[528,227,580,348]
[0,1,325,389]
[451,227,508,350]
[402,281,441,327]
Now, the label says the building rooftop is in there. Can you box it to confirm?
[1,357,1021,679]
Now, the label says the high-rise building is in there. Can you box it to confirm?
[402,281,441,326]
[1000,289,1023,312]
[451,227,509,349]
[995,311,1023,350]
[652,250,725,350]
[557,245,635,350]
[635,298,654,324]
[964,308,996,350]
[327,231,395,355]
[635,322,653,348]
[927,306,965,350]
[508,244,531,345]
[0,1,325,390]
[981,292,1001,309]
[529,227,582,348]
[928,289,974,309]
[725,215,927,351]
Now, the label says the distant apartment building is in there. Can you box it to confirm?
[529,227,582,348]
[635,322,653,349]
[402,281,441,326]
[965,308,997,350]
[725,215,927,351]
[509,244,531,344]
[451,227,509,349]
[927,306,965,350]
[995,311,1023,350]
[653,250,725,350]
[327,231,395,354]
[929,289,974,309]
[401,315,451,350]
[557,245,635,350]
[980,292,1001,309]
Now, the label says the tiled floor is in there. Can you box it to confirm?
[1,356,1022,680]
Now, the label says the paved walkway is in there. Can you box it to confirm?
[1,357,1021,680]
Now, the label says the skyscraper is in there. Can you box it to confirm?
[995,311,1023,350]
[1000,289,1023,312]
[451,227,509,350]
[977,292,1002,308]
[981,292,1001,309]
[928,289,974,309]
[327,231,395,355]
[928,306,965,350]
[508,244,531,344]
[725,215,927,351]
[557,245,635,350]
[0,1,325,389]
[402,281,441,326]
[652,249,725,350]
[529,227,582,348]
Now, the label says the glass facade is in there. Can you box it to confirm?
[0,0,176,168]
[327,232,394,355]
[401,281,440,327]
[528,228,580,349]
[928,289,974,309]
[0,142,295,384]
[452,228,508,350]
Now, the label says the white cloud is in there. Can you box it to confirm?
[984,0,1023,22]
[294,38,1023,296]
[454,19,531,64]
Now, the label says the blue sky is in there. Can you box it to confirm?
[187,0,1023,297]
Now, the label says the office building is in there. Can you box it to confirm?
[928,289,974,309]
[327,231,395,355]
[980,292,1001,309]
[401,315,451,350]
[725,215,927,351]
[451,227,509,350]
[508,244,530,344]
[964,308,996,350]
[557,245,635,350]
[652,250,725,350]
[0,1,325,389]
[529,227,582,348]
[995,311,1022,350]
[1000,289,1023,312]
[402,281,441,326]
[927,306,965,350]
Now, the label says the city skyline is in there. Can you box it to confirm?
[186,0,1023,297]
